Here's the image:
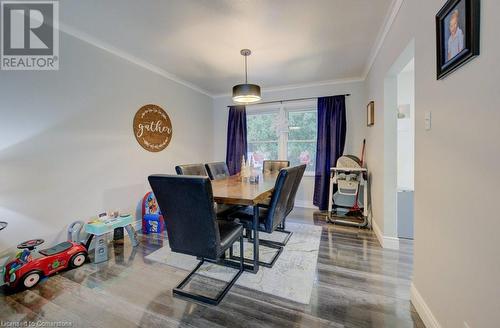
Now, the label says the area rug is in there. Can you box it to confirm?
[145,222,322,305]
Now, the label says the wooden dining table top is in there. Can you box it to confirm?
[211,173,277,206]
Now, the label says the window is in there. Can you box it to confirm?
[287,110,317,170]
[247,112,279,170]
[246,101,317,173]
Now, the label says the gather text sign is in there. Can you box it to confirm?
[133,104,172,152]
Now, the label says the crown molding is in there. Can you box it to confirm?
[213,77,365,99]
[362,0,405,79]
[58,22,214,97]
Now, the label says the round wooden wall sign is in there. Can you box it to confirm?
[133,104,173,152]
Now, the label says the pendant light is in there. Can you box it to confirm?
[232,49,261,104]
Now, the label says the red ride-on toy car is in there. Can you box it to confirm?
[2,239,88,290]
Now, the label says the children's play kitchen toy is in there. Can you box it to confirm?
[1,239,88,290]
[84,213,139,263]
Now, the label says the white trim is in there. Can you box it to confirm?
[372,219,384,247]
[294,200,315,209]
[260,77,365,94]
[372,219,400,250]
[58,23,213,97]
[362,0,405,79]
[213,77,365,99]
[410,283,443,328]
[382,235,400,250]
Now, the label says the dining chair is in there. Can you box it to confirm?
[262,160,290,174]
[203,161,241,217]
[205,162,230,180]
[148,175,244,305]
[175,163,208,176]
[271,164,307,246]
[228,166,299,268]
[251,164,306,247]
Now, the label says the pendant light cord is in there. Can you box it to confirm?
[244,55,248,84]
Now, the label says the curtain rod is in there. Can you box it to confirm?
[227,94,350,107]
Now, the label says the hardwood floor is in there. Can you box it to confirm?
[0,208,424,327]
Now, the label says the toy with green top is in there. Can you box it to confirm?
[84,213,139,263]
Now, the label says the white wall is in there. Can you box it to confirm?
[212,81,367,208]
[365,0,500,327]
[397,68,415,191]
[0,32,213,253]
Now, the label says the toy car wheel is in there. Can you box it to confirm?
[69,252,87,268]
[22,271,42,289]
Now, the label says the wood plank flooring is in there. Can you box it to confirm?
[0,208,424,327]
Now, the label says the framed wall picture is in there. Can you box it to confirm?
[367,101,375,126]
[436,0,480,79]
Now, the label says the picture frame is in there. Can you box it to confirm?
[367,101,374,126]
[436,0,480,80]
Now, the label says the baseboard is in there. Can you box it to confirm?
[372,219,400,250]
[294,200,316,209]
[383,235,400,250]
[410,283,442,328]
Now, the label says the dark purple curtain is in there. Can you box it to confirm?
[313,96,347,210]
[226,105,247,175]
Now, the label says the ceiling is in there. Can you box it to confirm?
[61,0,393,96]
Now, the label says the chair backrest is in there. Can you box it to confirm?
[148,175,221,260]
[286,164,307,215]
[175,164,208,176]
[205,162,230,180]
[263,160,290,175]
[263,166,300,232]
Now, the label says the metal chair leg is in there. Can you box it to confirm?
[247,222,293,247]
[258,230,293,248]
[173,237,244,305]
[228,240,283,268]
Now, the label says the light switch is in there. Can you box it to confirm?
[424,111,432,130]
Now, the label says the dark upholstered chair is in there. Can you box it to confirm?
[256,164,306,246]
[262,160,290,175]
[203,161,240,216]
[175,164,208,176]
[228,166,300,267]
[285,164,306,215]
[148,175,244,305]
[205,162,230,180]
[268,164,307,246]
[176,163,234,215]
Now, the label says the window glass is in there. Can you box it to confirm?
[247,113,278,169]
[246,109,317,172]
[287,111,317,171]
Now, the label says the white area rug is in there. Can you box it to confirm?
[145,222,322,305]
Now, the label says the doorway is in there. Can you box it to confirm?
[396,59,415,239]
[382,40,415,248]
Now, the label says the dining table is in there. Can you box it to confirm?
[211,173,277,273]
